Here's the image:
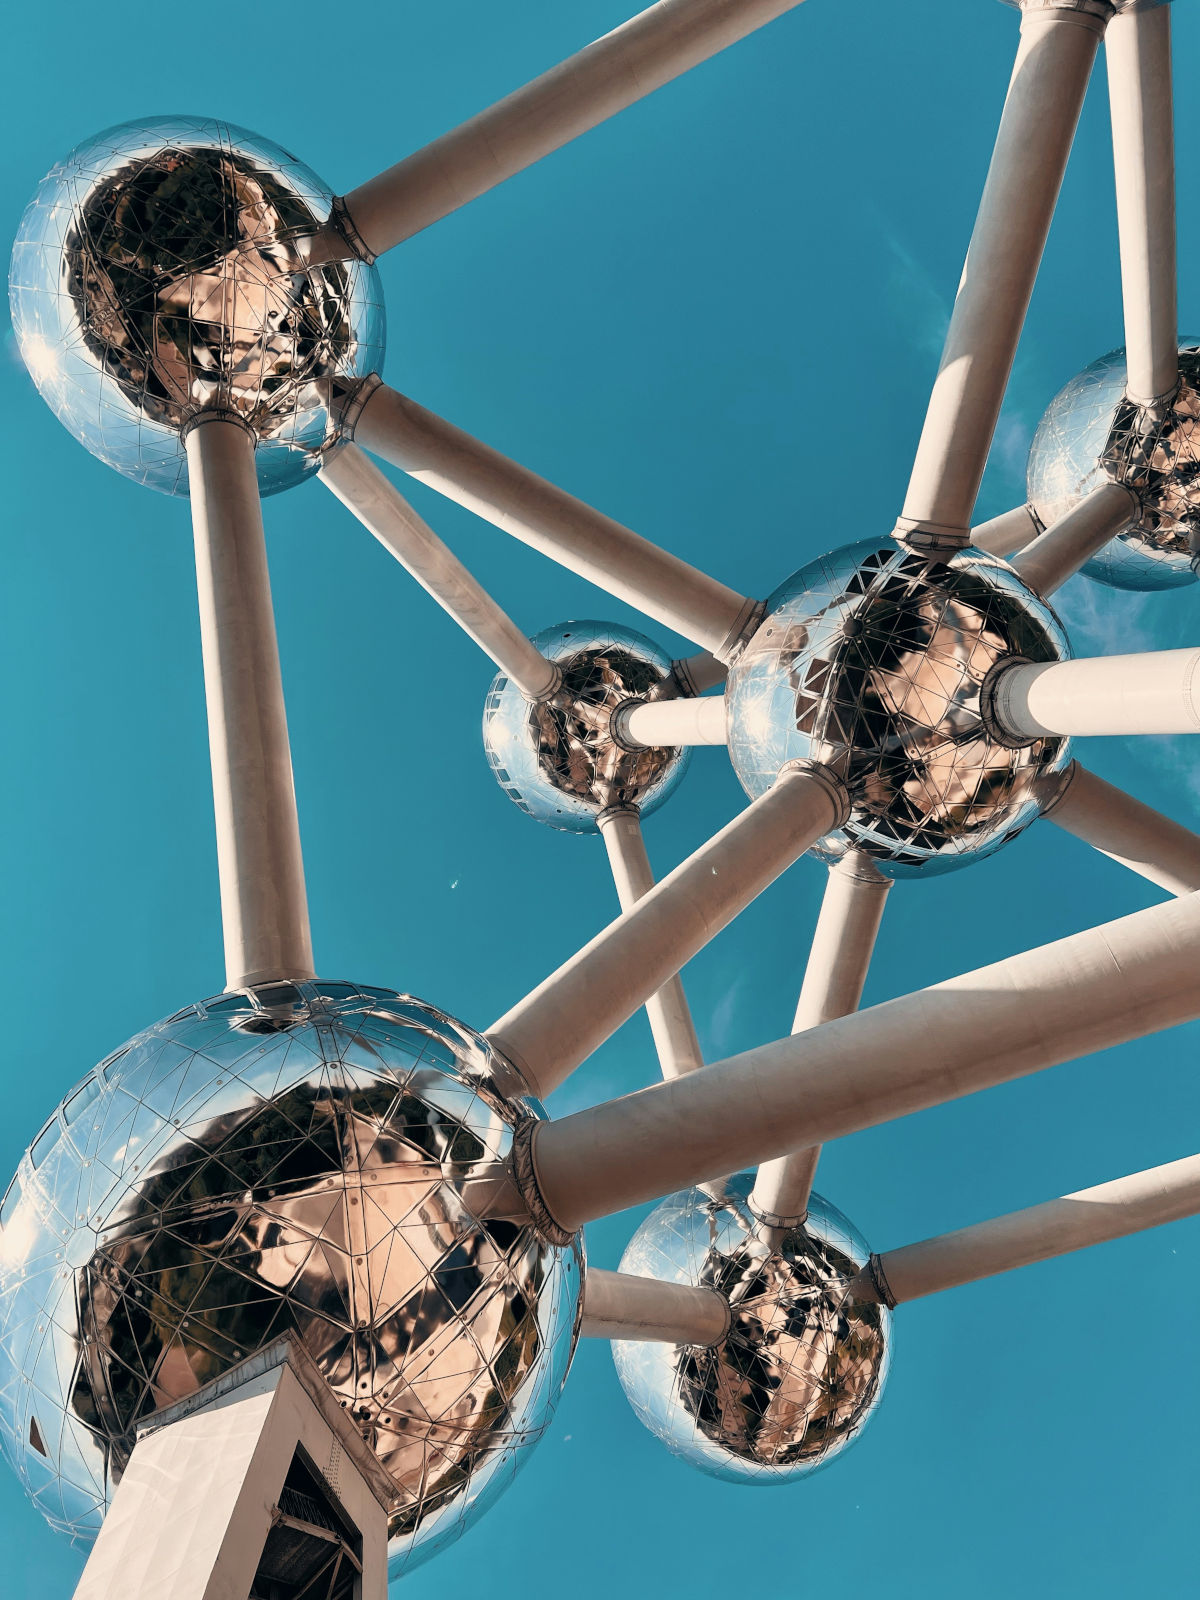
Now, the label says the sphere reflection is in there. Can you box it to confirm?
[1026,341,1200,591]
[0,981,580,1579]
[612,1175,889,1482]
[725,541,1070,877]
[9,117,385,497]
[483,621,690,832]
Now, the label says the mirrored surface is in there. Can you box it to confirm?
[9,117,385,497]
[1027,341,1200,591]
[613,1175,889,1482]
[0,982,581,1578]
[725,541,1070,877]
[483,621,690,832]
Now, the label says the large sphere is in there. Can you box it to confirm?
[9,117,385,497]
[613,1175,889,1482]
[725,541,1071,877]
[1027,341,1200,591]
[0,981,580,1579]
[482,621,690,832]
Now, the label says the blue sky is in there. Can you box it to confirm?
[2,1,1199,1595]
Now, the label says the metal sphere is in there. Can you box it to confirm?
[9,117,385,497]
[612,1174,890,1483]
[0,981,580,1580]
[482,621,691,833]
[724,541,1071,878]
[1026,340,1200,591]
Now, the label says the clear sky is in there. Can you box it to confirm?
[2,1,1199,1595]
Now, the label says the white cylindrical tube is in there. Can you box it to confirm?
[861,1151,1200,1306]
[524,888,1200,1233]
[338,0,808,256]
[989,647,1200,741]
[353,383,756,659]
[671,652,727,695]
[895,11,1103,548]
[320,444,558,701]
[614,695,727,749]
[1044,760,1200,896]
[579,1267,729,1345]
[186,417,315,990]
[486,762,849,1097]
[598,807,704,1079]
[1010,481,1139,596]
[750,854,891,1224]
[1107,5,1178,406]
[971,504,1043,558]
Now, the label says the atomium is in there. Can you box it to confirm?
[0,981,581,1578]
[483,621,690,832]
[613,1175,889,1481]
[1027,340,1200,591]
[9,117,385,497]
[4,0,1199,1592]
[724,541,1072,876]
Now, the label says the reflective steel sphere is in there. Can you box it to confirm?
[483,621,690,832]
[612,1175,889,1482]
[0,981,580,1579]
[9,117,385,497]
[1026,340,1200,590]
[725,541,1071,877]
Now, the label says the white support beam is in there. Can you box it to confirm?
[337,0,809,257]
[988,646,1200,741]
[895,8,1104,550]
[1107,4,1178,406]
[73,1339,390,1600]
[320,443,559,701]
[672,651,727,694]
[516,888,1200,1234]
[612,694,727,748]
[1010,480,1138,595]
[750,854,891,1225]
[579,1267,729,1344]
[186,417,314,991]
[486,761,848,1097]
[598,805,704,1079]
[971,503,1043,558]
[352,382,758,659]
[858,1151,1200,1306]
[1043,760,1200,896]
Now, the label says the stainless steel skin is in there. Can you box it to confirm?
[612,1175,889,1482]
[9,118,385,497]
[724,542,1071,877]
[1026,341,1200,590]
[483,621,690,832]
[0,982,581,1579]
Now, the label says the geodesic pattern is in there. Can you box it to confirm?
[612,1175,889,1483]
[1026,341,1200,591]
[9,118,385,497]
[0,981,581,1578]
[724,541,1071,877]
[482,620,690,832]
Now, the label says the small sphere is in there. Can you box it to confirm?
[9,117,385,497]
[482,621,690,833]
[1027,340,1200,591]
[0,981,580,1578]
[612,1175,890,1482]
[725,541,1070,877]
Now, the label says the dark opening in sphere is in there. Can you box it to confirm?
[0,982,580,1580]
[9,117,385,496]
[613,1176,890,1482]
[725,541,1071,877]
